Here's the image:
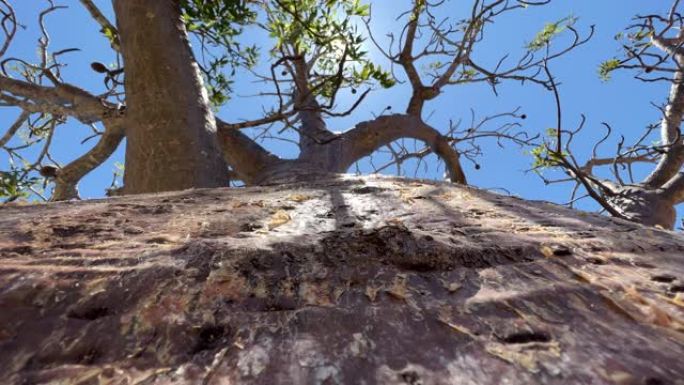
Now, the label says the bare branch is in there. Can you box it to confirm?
[642,70,684,187]
[0,0,17,57]
[51,120,125,201]
[0,75,118,123]
[340,114,466,183]
[216,118,283,184]
[663,171,684,203]
[0,110,29,147]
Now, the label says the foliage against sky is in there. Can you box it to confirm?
[0,0,681,227]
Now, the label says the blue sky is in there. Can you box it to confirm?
[1,0,681,227]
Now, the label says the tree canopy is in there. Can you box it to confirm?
[1,0,683,229]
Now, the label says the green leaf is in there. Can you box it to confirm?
[598,58,621,82]
[527,16,576,51]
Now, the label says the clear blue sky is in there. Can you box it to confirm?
[1,1,681,227]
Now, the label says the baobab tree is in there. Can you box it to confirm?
[2,3,684,383]
[532,0,684,229]
[0,0,587,201]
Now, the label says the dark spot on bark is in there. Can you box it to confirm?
[651,274,676,283]
[551,245,572,256]
[192,324,230,354]
[138,205,173,214]
[145,236,174,244]
[668,285,684,293]
[644,377,666,385]
[633,261,656,269]
[500,331,551,344]
[400,370,421,385]
[123,226,144,235]
[249,255,272,270]
[52,225,83,237]
[351,186,385,194]
[265,297,298,312]
[586,257,606,265]
[240,223,262,232]
[68,306,110,321]
[101,367,115,378]
[180,241,220,282]
[54,243,88,250]
[1,245,32,254]
[78,348,100,365]
[423,235,434,242]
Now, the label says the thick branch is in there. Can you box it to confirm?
[399,1,428,116]
[662,171,684,203]
[0,75,116,123]
[0,110,29,147]
[643,68,684,187]
[290,56,334,155]
[216,119,282,185]
[0,0,17,57]
[399,1,425,91]
[651,30,684,58]
[339,114,466,184]
[221,109,297,130]
[51,120,125,201]
[580,153,657,175]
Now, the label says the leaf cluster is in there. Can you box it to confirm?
[527,16,577,51]
[0,169,37,202]
[267,0,393,100]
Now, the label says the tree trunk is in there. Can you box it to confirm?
[607,186,677,229]
[114,0,229,194]
[0,175,683,384]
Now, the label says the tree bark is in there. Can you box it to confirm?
[0,175,682,384]
[606,185,677,229]
[114,0,229,194]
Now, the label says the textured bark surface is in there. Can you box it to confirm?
[114,0,229,194]
[0,175,683,385]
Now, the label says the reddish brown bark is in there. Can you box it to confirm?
[0,176,682,384]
